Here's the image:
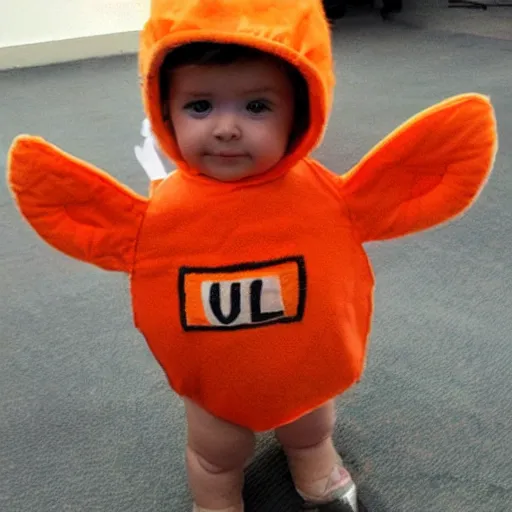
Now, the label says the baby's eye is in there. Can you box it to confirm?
[246,100,271,115]
[185,100,212,115]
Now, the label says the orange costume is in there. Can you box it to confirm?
[7,0,497,431]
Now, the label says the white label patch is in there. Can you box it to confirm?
[201,276,285,327]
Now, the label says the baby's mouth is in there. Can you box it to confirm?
[210,152,246,158]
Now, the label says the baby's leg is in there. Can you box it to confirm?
[184,398,255,512]
[275,400,350,502]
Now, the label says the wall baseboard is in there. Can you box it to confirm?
[0,31,140,71]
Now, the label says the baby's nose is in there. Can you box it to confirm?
[213,112,242,141]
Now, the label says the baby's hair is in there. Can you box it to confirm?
[159,42,310,149]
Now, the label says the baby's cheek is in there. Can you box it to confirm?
[257,121,289,150]
[176,125,202,158]
[174,114,199,140]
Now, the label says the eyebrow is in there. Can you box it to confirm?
[181,92,214,98]
[241,87,279,96]
[180,87,279,98]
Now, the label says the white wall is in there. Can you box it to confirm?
[0,0,150,69]
[1,0,150,47]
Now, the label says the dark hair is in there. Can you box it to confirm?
[159,42,310,148]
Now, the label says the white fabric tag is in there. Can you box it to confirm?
[134,118,168,181]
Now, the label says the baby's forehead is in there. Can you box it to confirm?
[170,58,294,94]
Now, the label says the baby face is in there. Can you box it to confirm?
[168,58,295,181]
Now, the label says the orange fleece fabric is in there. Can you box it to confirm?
[7,0,497,431]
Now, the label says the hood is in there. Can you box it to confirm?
[138,0,335,178]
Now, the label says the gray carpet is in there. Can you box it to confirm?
[1,8,511,512]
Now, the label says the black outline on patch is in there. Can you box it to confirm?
[178,256,307,332]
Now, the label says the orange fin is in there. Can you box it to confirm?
[7,135,148,272]
[341,93,497,242]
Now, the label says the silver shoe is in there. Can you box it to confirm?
[301,472,360,511]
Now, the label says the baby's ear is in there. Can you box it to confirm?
[7,136,148,272]
[340,94,497,243]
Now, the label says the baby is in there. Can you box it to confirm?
[7,1,496,512]
[157,41,355,512]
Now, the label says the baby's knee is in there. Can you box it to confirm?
[184,398,255,472]
[188,437,255,474]
[187,440,253,474]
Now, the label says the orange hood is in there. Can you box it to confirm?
[138,0,335,176]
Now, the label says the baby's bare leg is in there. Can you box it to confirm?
[275,400,344,501]
[184,398,255,512]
